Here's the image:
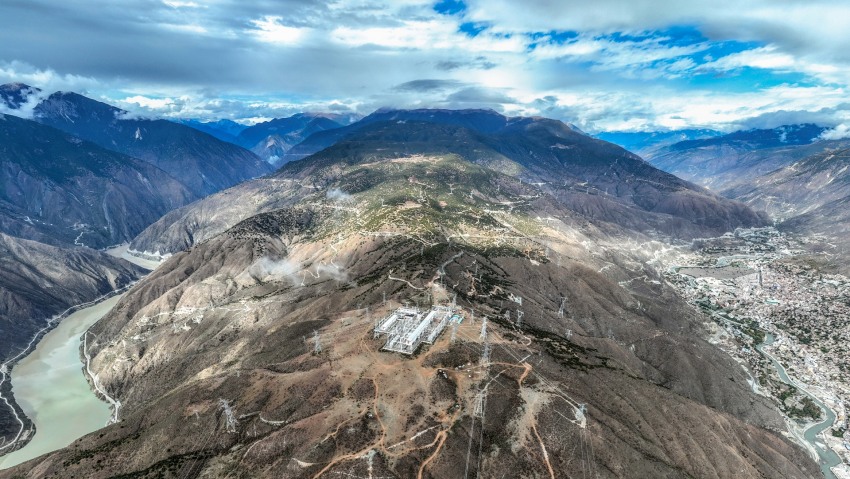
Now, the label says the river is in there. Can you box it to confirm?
[757,333,843,479]
[0,246,159,470]
[0,295,122,469]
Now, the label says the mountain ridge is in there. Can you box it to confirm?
[129,113,766,258]
[33,91,272,197]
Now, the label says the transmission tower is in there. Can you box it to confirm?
[312,330,322,354]
[479,317,487,341]
[480,340,491,367]
[218,398,237,433]
[473,390,487,418]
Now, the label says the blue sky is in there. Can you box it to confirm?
[1,0,850,133]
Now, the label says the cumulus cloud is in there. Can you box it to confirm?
[4,1,850,131]
[737,106,850,130]
[820,124,850,140]
[445,86,516,105]
[0,84,48,119]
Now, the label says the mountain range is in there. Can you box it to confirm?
[0,91,833,478]
[0,84,273,422]
[232,113,349,166]
[644,123,850,271]
[174,119,249,144]
[0,113,194,248]
[33,91,271,197]
[130,109,766,259]
[1,108,812,478]
[595,128,723,156]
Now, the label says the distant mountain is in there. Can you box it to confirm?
[595,129,722,156]
[666,124,826,151]
[282,108,561,163]
[33,91,272,197]
[644,123,850,271]
[233,113,346,166]
[0,83,39,110]
[0,114,194,248]
[725,142,850,265]
[647,124,829,191]
[726,140,850,217]
[130,110,766,257]
[175,119,248,143]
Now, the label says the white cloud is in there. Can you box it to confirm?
[820,124,850,140]
[251,16,311,45]
[326,188,353,203]
[121,95,175,110]
[331,20,524,53]
[0,61,100,94]
[0,85,47,119]
[6,1,850,132]
[162,0,201,8]
[702,46,795,71]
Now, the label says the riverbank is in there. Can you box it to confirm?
[0,245,161,465]
[105,243,163,270]
[0,294,124,469]
[0,284,132,457]
[757,334,843,479]
[664,228,850,478]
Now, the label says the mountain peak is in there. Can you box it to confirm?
[0,82,41,109]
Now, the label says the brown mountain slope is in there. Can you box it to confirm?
[130,116,767,258]
[2,153,814,478]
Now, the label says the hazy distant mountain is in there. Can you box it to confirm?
[722,141,850,266]
[647,124,829,191]
[233,113,348,166]
[595,129,722,156]
[0,113,195,248]
[175,118,249,143]
[283,108,561,163]
[131,109,766,257]
[33,91,272,197]
[13,109,812,478]
[666,124,825,152]
[644,123,850,271]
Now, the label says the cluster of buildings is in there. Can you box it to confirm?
[373,305,462,355]
[664,227,850,475]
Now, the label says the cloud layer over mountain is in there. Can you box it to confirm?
[2,0,850,131]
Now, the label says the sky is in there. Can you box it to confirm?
[2,0,850,133]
